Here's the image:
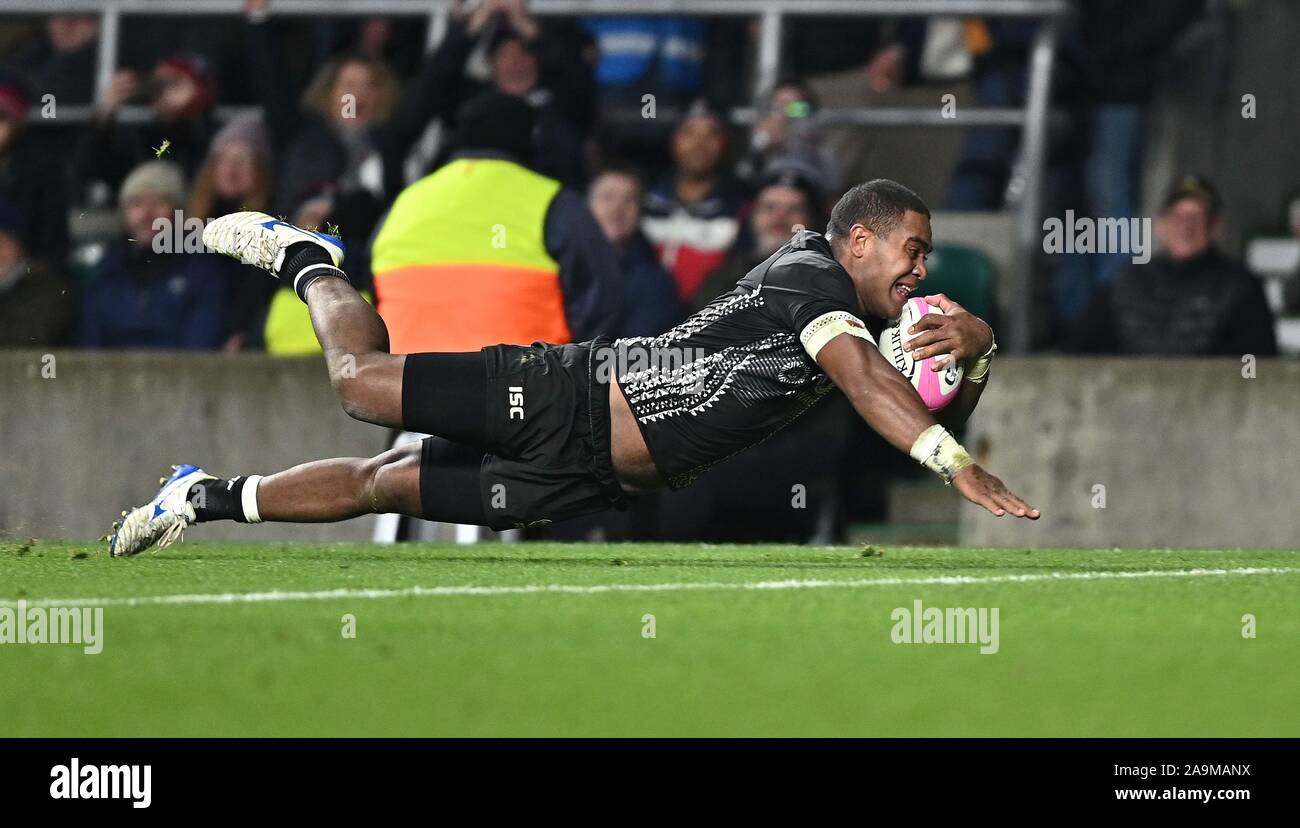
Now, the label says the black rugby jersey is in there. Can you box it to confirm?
[609,230,872,488]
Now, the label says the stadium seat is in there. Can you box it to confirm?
[918,243,998,324]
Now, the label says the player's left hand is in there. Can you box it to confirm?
[903,293,994,372]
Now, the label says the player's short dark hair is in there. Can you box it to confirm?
[826,179,930,243]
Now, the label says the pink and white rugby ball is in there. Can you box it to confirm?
[878,296,963,412]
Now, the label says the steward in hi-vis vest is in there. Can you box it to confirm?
[370,93,621,354]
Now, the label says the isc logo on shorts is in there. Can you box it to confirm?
[508,386,525,420]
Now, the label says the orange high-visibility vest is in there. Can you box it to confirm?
[371,157,570,354]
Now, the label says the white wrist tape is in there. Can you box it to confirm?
[909,425,974,484]
[800,311,875,360]
[964,338,997,384]
[241,475,264,524]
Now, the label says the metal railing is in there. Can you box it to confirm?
[1,0,1069,351]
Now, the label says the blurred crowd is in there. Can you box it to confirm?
[0,0,1292,359]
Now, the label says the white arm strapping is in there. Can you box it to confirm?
[909,425,975,484]
[800,311,875,360]
[964,337,997,384]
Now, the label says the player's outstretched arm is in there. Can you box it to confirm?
[815,334,1039,519]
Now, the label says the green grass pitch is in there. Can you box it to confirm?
[2,540,1297,737]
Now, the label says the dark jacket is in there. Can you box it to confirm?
[1065,248,1278,356]
[1060,0,1205,106]
[0,259,75,347]
[79,241,230,349]
[13,37,97,104]
[616,231,683,337]
[0,131,69,263]
[783,16,926,79]
[540,186,623,341]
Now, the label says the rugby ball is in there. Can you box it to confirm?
[878,296,963,412]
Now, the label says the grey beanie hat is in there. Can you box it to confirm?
[119,160,186,207]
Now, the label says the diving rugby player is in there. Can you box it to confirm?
[109,179,1038,555]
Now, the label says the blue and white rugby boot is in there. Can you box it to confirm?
[109,464,215,557]
[202,211,345,292]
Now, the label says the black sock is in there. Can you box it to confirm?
[191,477,251,524]
[281,242,348,302]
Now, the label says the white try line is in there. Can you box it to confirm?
[4,566,1298,609]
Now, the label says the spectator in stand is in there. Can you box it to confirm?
[641,99,750,303]
[417,0,596,189]
[7,16,99,203]
[943,18,1041,211]
[1066,176,1277,356]
[689,164,826,313]
[79,161,229,350]
[780,15,926,87]
[188,113,278,352]
[580,14,745,169]
[246,1,394,233]
[739,80,838,197]
[264,48,399,254]
[9,14,99,105]
[1049,0,1204,324]
[0,196,74,347]
[280,52,397,206]
[587,164,682,337]
[77,53,218,196]
[188,114,274,221]
[316,14,429,81]
[0,74,68,264]
[244,0,508,270]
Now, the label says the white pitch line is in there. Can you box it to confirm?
[3,566,1298,609]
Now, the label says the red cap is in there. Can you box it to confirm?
[154,54,215,116]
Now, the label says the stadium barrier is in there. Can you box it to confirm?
[2,351,1297,548]
[959,357,1300,549]
[0,351,386,543]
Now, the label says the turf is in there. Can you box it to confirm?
[1,540,1297,737]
